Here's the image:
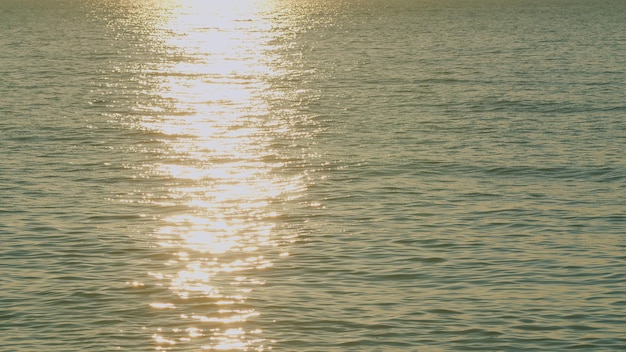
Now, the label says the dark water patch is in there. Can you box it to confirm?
[403,256,447,264]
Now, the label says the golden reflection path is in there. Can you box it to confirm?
[133,1,303,350]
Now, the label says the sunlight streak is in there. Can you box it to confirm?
[137,0,299,350]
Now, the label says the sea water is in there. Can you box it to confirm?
[1,0,625,350]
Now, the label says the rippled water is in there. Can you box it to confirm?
[1,0,625,350]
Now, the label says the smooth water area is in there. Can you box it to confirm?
[1,0,625,350]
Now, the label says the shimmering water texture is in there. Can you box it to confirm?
[1,0,625,351]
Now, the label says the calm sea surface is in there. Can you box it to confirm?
[1,0,625,350]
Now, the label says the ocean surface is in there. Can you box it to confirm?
[1,0,625,350]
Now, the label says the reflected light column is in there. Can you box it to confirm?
[132,1,302,350]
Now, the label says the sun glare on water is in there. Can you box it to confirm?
[131,0,299,350]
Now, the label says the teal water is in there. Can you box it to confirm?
[1,0,625,351]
